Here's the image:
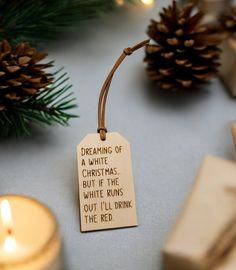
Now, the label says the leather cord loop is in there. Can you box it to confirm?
[97,39,150,141]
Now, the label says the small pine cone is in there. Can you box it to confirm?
[0,40,53,111]
[220,6,236,33]
[144,1,222,90]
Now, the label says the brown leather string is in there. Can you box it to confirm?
[97,39,150,140]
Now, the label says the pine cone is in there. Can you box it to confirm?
[0,40,53,111]
[144,1,222,90]
[220,6,236,33]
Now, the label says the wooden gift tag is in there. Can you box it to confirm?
[77,132,138,232]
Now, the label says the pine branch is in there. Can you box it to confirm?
[0,70,77,137]
[0,0,137,45]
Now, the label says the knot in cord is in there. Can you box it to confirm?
[123,47,133,56]
[97,127,107,141]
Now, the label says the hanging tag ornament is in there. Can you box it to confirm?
[77,39,149,232]
[77,132,137,232]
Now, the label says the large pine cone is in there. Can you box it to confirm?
[0,40,52,111]
[144,1,222,90]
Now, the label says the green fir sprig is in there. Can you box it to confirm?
[0,68,77,137]
[0,39,77,137]
[0,0,136,45]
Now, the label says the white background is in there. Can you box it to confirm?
[0,1,236,269]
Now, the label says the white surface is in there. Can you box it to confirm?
[0,1,236,269]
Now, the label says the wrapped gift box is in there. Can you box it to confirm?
[180,0,231,20]
[163,155,236,270]
[198,0,231,18]
[220,38,236,97]
[231,123,236,154]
